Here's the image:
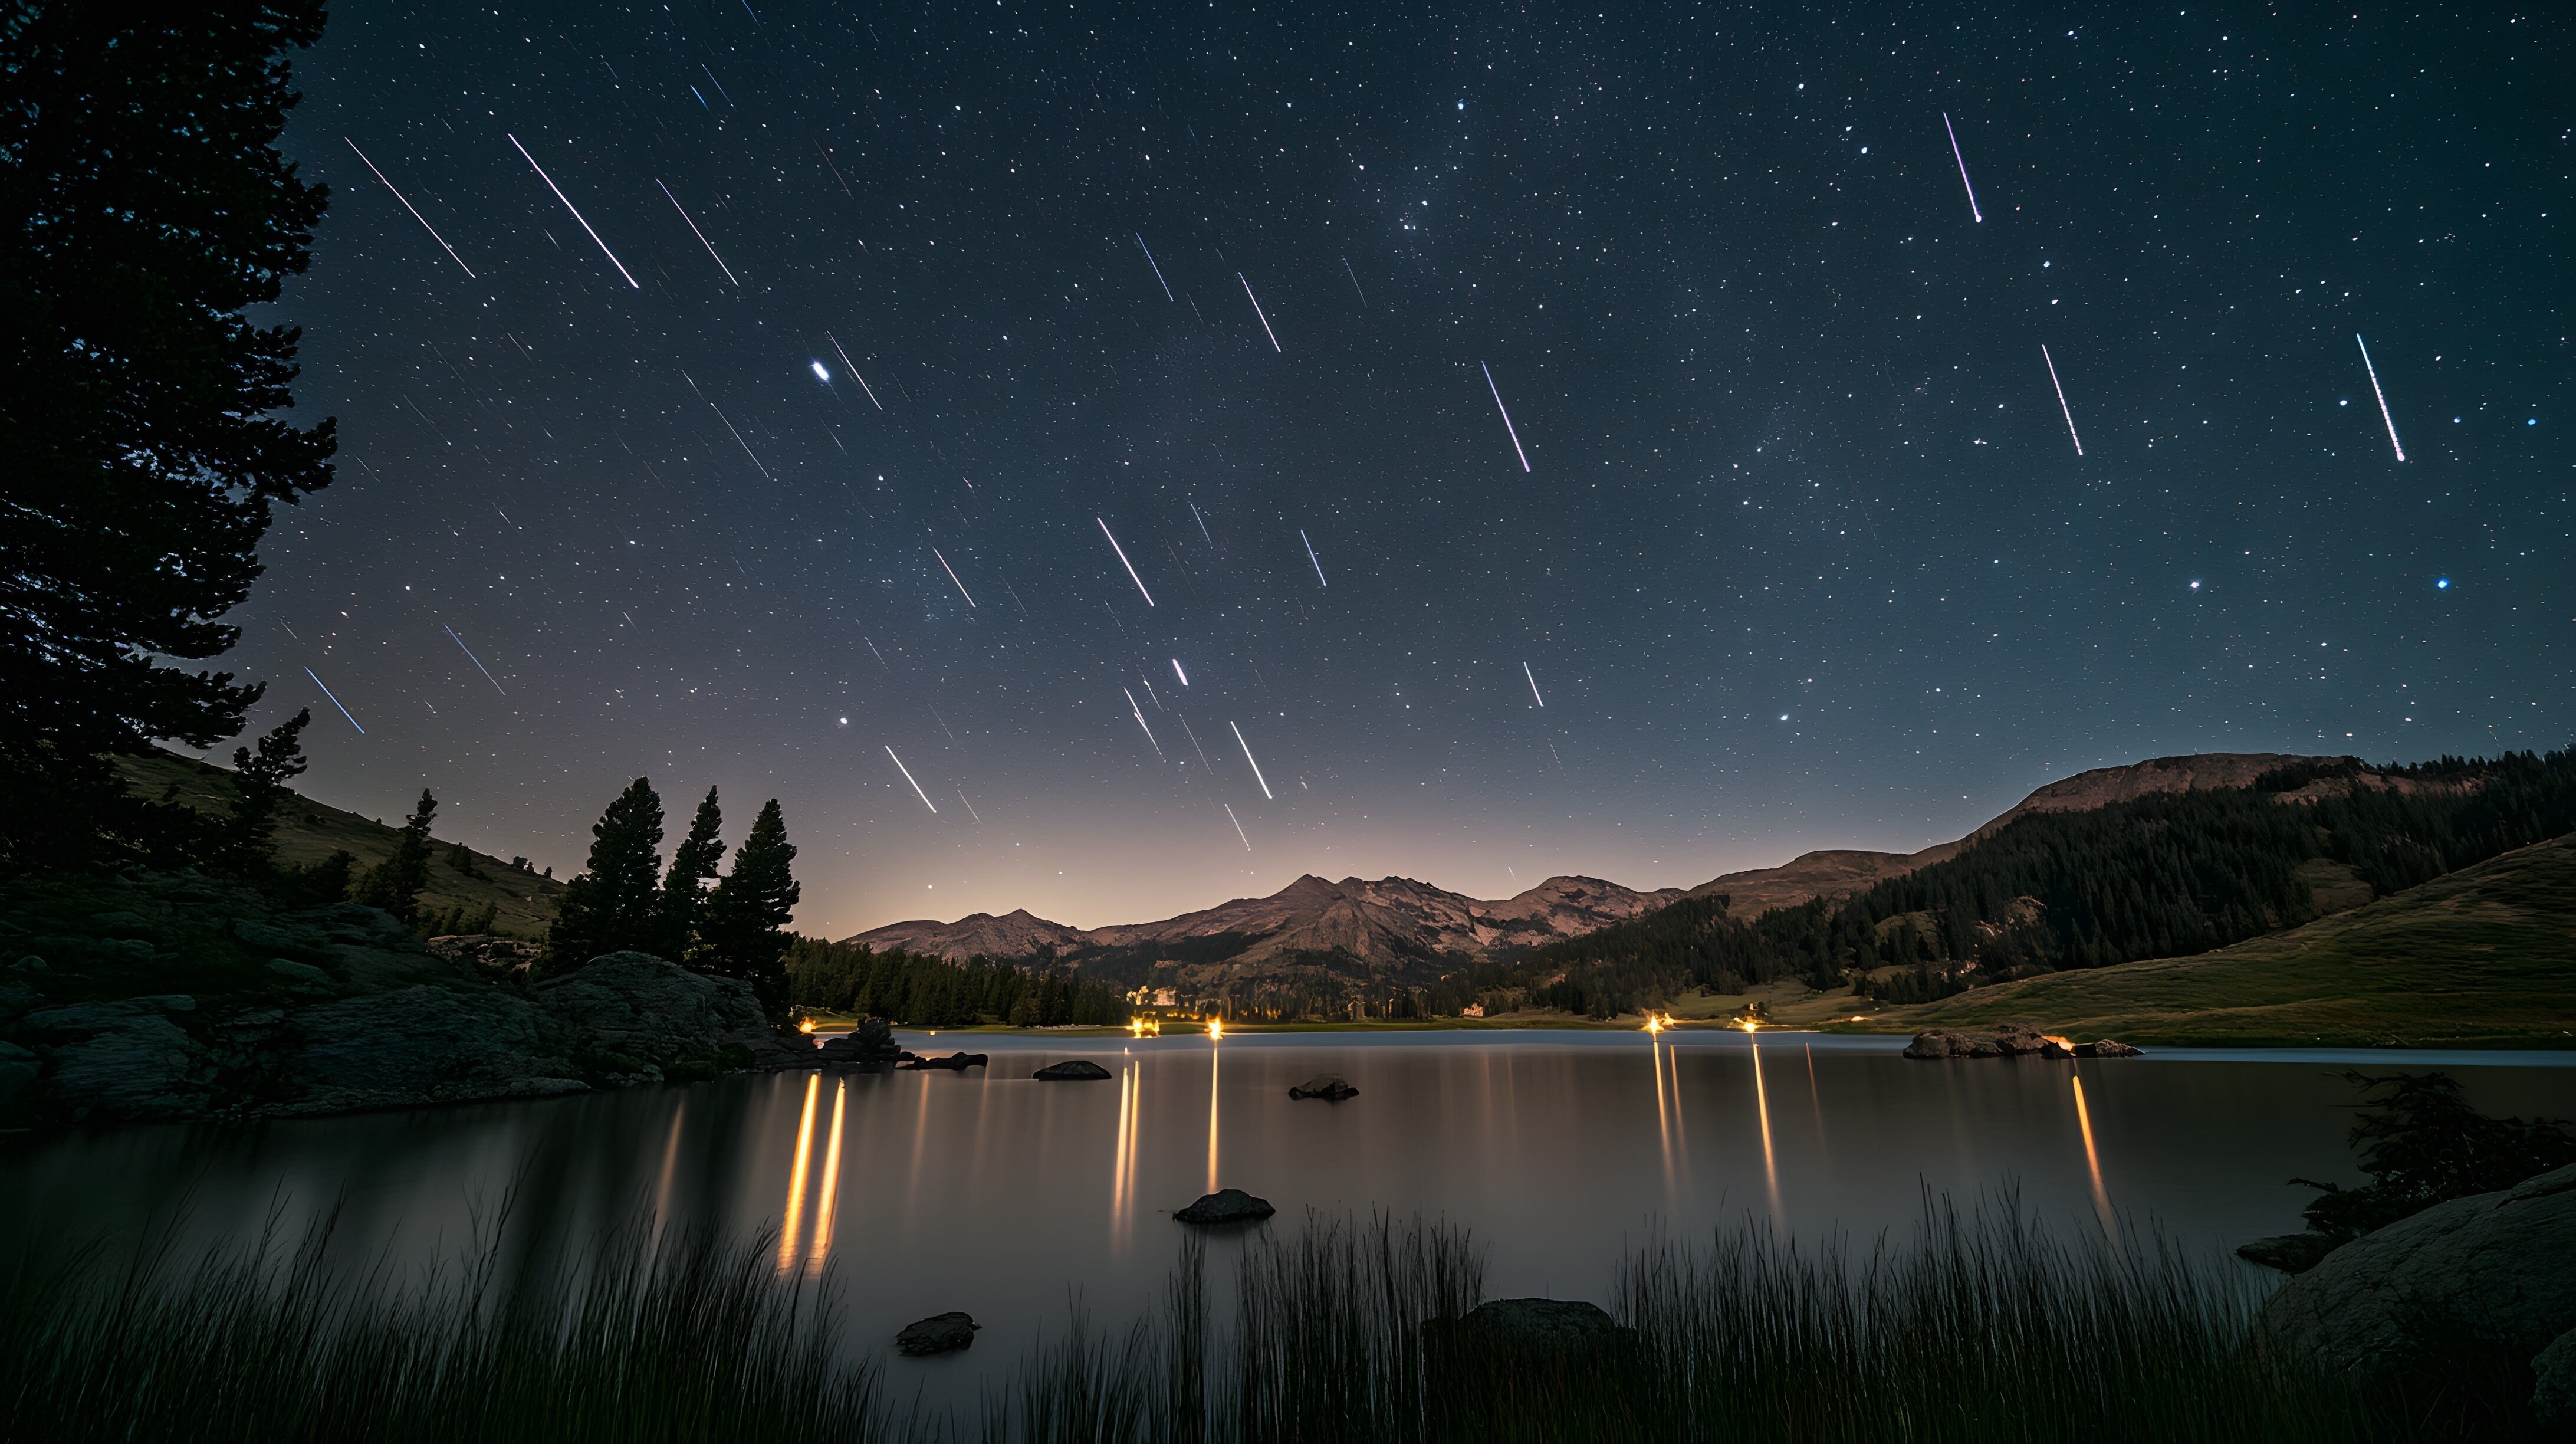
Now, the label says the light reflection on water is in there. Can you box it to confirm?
[4,1032,2570,1402]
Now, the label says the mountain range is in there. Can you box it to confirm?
[846,752,2328,995]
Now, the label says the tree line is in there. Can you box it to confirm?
[545,777,802,1011]
[784,937,1127,1027]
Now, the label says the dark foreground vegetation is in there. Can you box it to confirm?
[2,1198,2503,1443]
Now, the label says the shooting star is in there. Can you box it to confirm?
[1097,517,1155,606]
[655,178,739,286]
[885,746,938,812]
[1222,803,1252,851]
[1523,661,1545,708]
[1238,273,1281,352]
[1941,112,1983,223]
[1125,688,1164,757]
[2357,333,2406,462]
[445,625,506,695]
[2041,344,2084,456]
[507,133,639,288]
[1172,658,1190,687]
[1300,529,1328,587]
[863,636,890,668]
[1342,256,1368,307]
[824,332,883,409]
[1189,500,1212,545]
[705,399,771,479]
[1135,233,1174,301]
[956,790,982,823]
[931,547,977,607]
[1230,721,1274,799]
[1482,362,1531,471]
[1179,716,1213,769]
[343,139,474,278]
[305,667,365,734]
[814,141,853,197]
[1141,676,1165,711]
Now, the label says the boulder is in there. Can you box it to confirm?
[264,958,334,995]
[1288,1073,1358,1101]
[535,952,793,1067]
[2039,1039,2077,1060]
[1032,1059,1111,1081]
[901,1051,987,1071]
[2237,1233,2340,1274]
[275,985,585,1114]
[895,1311,978,1356]
[2534,1328,2576,1433]
[2078,1038,2143,1058]
[1175,1189,1276,1225]
[425,934,544,979]
[19,996,213,1121]
[1903,1029,1974,1059]
[814,1018,902,1069]
[1987,1023,2051,1056]
[2259,1162,2576,1420]
[1448,1298,1632,1355]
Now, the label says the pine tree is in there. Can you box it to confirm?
[221,707,310,872]
[547,777,664,970]
[701,799,798,1013]
[0,2,336,870]
[352,789,436,925]
[651,786,724,963]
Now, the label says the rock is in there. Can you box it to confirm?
[426,934,544,979]
[274,986,584,1114]
[2077,1038,2143,1058]
[1175,1189,1276,1225]
[900,1051,987,1071]
[1288,1073,1358,1100]
[0,1041,42,1122]
[11,955,46,972]
[535,951,799,1069]
[2259,1162,2576,1420]
[2534,1328,2576,1433]
[1450,1298,1632,1354]
[264,959,334,994]
[895,1311,978,1356]
[20,997,213,1121]
[87,911,155,938]
[814,1018,901,1069]
[1031,1059,1111,1081]
[1987,1023,2051,1056]
[1904,1029,1974,1059]
[2236,1233,2340,1274]
[2039,1039,2077,1060]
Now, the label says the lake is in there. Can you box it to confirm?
[6,1030,2570,1403]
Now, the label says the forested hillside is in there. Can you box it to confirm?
[1501,750,2576,1018]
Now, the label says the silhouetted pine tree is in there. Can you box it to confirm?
[547,778,665,969]
[220,707,310,872]
[0,2,335,869]
[652,786,724,963]
[702,799,797,1013]
[352,790,436,925]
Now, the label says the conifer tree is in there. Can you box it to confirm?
[221,707,310,872]
[651,786,724,963]
[0,2,336,869]
[702,799,798,1013]
[547,777,664,969]
[353,789,436,925]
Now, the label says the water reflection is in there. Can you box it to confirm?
[1205,1042,1221,1196]
[809,1081,847,1271]
[1749,1031,1781,1223]
[2072,1072,2115,1243]
[777,1073,819,1274]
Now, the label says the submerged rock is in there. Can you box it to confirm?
[2236,1233,2340,1274]
[1032,1058,1111,1081]
[1441,1298,1634,1356]
[1288,1072,1358,1100]
[2259,1161,2576,1423]
[1175,1189,1276,1225]
[900,1050,987,1071]
[895,1311,978,1356]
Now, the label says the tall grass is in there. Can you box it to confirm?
[3,1200,2421,1443]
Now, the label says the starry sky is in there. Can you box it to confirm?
[231,1,2570,937]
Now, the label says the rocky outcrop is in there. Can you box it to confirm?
[2259,1162,2576,1422]
[1289,1073,1358,1100]
[2236,1233,2340,1274]
[899,1050,987,1071]
[533,951,795,1071]
[813,1018,900,1069]
[895,1312,978,1356]
[1904,1025,2141,1061]
[1435,1299,1634,1358]
[1032,1059,1111,1081]
[426,933,543,979]
[18,996,215,1119]
[1175,1189,1276,1225]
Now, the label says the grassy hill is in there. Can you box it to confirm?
[111,751,566,940]
[1864,833,2576,1048]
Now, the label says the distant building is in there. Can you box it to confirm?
[1151,987,1178,1008]
[1460,1002,1486,1018]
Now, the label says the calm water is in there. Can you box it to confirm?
[6,1031,2571,1397]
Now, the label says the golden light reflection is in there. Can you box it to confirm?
[1205,1043,1221,1194]
[651,1104,685,1252]
[1750,1030,1782,1223]
[1644,1012,1665,1034]
[797,1017,817,1034]
[1112,1062,1140,1222]
[806,1081,847,1271]
[1129,1016,1162,1037]
[777,1073,820,1274]
[2072,1072,2116,1243]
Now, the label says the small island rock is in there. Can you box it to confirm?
[1441,1298,1634,1357]
[895,1311,978,1356]
[2079,1038,2143,1058]
[1903,1029,1974,1059]
[901,1050,987,1071]
[1032,1058,1112,1081]
[2236,1233,2340,1274]
[1289,1073,1358,1101]
[1175,1188,1276,1225]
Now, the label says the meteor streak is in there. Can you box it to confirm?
[1179,716,1213,769]
[305,668,365,734]
[1135,233,1174,301]
[1125,688,1164,757]
[706,400,771,479]
[1222,803,1251,850]
[1097,517,1155,606]
[445,625,506,695]
[1481,362,1531,471]
[1172,658,1189,687]
[1230,721,1273,799]
[2356,333,2406,461]
[824,332,883,409]
[1300,529,1328,587]
[2041,344,2084,455]
[1342,256,1368,307]
[344,139,475,278]
[1238,273,1281,352]
[507,133,639,287]
[1189,500,1212,545]
[1941,113,1983,223]
[655,178,739,286]
[956,790,982,823]
[885,747,938,812]
[1523,661,1545,707]
[931,547,977,606]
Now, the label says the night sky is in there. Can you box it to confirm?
[234,2,2570,937]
